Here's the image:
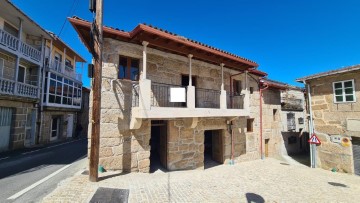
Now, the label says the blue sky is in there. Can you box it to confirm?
[12,0,360,87]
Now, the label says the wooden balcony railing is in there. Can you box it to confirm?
[227,93,244,109]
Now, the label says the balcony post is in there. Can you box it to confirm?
[187,54,195,109]
[37,37,45,99]
[49,40,53,66]
[18,18,23,43]
[220,63,227,109]
[139,41,151,110]
[142,41,149,80]
[244,70,250,111]
[63,48,66,73]
[14,18,23,95]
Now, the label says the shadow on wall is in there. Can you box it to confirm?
[112,80,149,172]
[281,132,309,156]
[262,89,281,105]
[245,193,265,203]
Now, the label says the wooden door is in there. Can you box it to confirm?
[212,130,223,163]
[159,122,167,169]
[265,139,270,157]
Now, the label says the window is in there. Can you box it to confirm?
[65,59,73,69]
[118,56,139,81]
[0,58,4,78]
[250,87,254,94]
[333,80,356,103]
[4,22,19,37]
[273,109,278,121]
[298,117,304,124]
[233,80,242,95]
[247,118,254,132]
[287,113,296,131]
[46,73,82,107]
[17,66,26,83]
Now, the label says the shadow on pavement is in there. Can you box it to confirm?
[246,193,265,203]
[0,139,87,179]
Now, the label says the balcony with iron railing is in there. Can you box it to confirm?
[0,27,42,64]
[131,80,249,121]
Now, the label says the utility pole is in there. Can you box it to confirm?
[89,0,103,182]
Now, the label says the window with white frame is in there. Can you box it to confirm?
[46,73,81,107]
[333,80,356,103]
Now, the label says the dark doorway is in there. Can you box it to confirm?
[204,130,223,169]
[352,137,360,176]
[181,75,196,87]
[281,132,310,166]
[150,120,168,173]
[265,139,269,157]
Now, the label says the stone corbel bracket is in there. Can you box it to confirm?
[183,117,199,129]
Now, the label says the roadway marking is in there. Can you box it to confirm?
[7,164,72,200]
[0,156,10,161]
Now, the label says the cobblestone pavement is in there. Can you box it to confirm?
[42,158,360,203]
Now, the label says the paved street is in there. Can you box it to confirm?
[0,139,87,203]
[43,157,360,203]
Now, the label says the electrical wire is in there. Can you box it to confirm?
[58,0,80,37]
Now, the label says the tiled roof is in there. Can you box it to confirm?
[70,16,258,68]
[142,23,257,65]
[296,64,360,82]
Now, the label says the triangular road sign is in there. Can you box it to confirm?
[308,134,321,144]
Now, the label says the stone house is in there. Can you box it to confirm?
[69,16,288,172]
[263,80,308,158]
[77,87,90,138]
[39,32,86,144]
[297,65,360,175]
[0,0,51,151]
[0,1,87,152]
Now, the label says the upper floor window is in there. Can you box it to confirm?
[17,66,26,83]
[65,59,73,69]
[4,22,18,37]
[333,80,356,103]
[233,80,242,95]
[287,112,296,131]
[118,56,139,81]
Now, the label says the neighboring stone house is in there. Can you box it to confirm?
[39,33,86,144]
[0,1,87,152]
[262,80,308,158]
[297,65,360,175]
[0,0,51,151]
[77,87,90,138]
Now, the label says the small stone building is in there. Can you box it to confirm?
[69,17,287,173]
[297,65,360,175]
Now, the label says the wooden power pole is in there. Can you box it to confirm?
[89,0,103,182]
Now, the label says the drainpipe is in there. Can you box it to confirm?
[259,79,269,160]
[304,80,315,168]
